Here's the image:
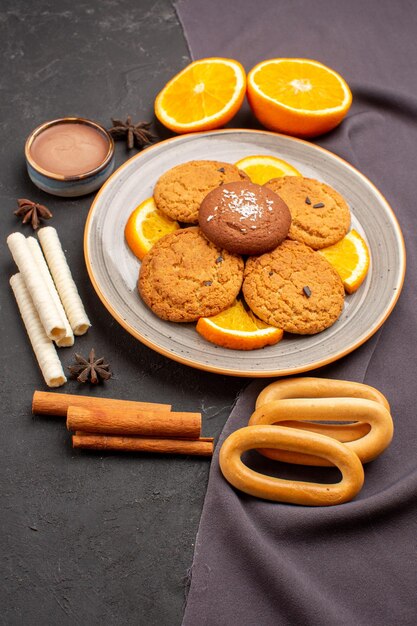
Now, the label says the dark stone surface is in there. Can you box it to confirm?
[0,2,246,624]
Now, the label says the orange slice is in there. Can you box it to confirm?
[125,197,180,260]
[247,58,352,138]
[196,298,283,350]
[154,57,246,133]
[235,154,301,184]
[319,230,370,294]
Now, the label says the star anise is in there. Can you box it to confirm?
[14,198,52,230]
[68,349,112,384]
[108,115,157,150]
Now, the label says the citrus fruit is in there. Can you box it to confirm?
[154,57,246,133]
[318,229,370,294]
[247,58,352,138]
[125,197,180,260]
[196,298,283,350]
[235,154,301,184]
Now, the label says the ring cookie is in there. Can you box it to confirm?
[242,239,345,334]
[199,181,291,255]
[265,176,350,249]
[154,160,248,224]
[138,227,244,322]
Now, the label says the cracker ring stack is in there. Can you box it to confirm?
[219,378,394,506]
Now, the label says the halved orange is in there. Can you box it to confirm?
[319,229,370,294]
[235,154,301,185]
[196,298,283,350]
[154,57,246,133]
[125,197,180,260]
[247,58,352,138]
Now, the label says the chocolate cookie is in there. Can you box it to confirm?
[138,227,244,322]
[265,176,351,249]
[154,160,248,224]
[199,181,291,255]
[242,239,345,334]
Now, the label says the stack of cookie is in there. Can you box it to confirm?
[138,159,352,339]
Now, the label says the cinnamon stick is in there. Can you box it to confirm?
[75,431,213,441]
[32,390,171,417]
[72,434,214,456]
[66,405,201,439]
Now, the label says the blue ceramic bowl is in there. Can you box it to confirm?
[25,117,115,197]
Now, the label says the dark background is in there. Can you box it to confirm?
[0,2,245,624]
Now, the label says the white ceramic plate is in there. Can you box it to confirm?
[84,129,405,377]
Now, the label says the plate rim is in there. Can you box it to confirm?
[84,128,406,377]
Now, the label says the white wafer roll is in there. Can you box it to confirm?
[10,274,67,388]
[38,227,91,335]
[7,232,66,341]
[27,237,74,348]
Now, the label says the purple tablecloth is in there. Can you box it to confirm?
[175,1,417,623]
